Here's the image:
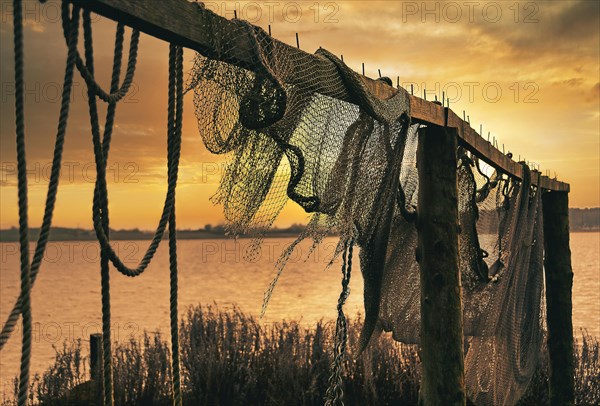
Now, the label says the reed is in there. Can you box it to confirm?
[2,306,598,405]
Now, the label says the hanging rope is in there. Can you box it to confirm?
[12,0,32,404]
[58,2,139,105]
[168,43,184,406]
[325,238,355,406]
[79,9,116,405]
[4,1,187,403]
[0,3,82,351]
[77,6,183,404]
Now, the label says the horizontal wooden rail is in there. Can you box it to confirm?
[70,0,569,192]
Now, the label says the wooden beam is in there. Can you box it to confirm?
[445,107,569,192]
[542,191,575,406]
[70,0,570,192]
[411,97,569,192]
[70,0,391,103]
[417,125,465,405]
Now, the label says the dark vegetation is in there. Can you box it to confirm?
[1,210,597,243]
[0,224,310,242]
[569,208,600,231]
[2,306,598,405]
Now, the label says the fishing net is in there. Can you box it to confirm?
[186,12,545,406]
[1,2,550,405]
[378,148,545,405]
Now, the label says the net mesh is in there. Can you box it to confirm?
[187,13,545,406]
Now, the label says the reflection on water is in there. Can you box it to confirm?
[0,233,598,386]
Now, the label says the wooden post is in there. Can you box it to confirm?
[90,333,102,381]
[417,125,465,405]
[542,191,575,405]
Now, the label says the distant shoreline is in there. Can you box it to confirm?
[0,224,597,242]
[0,226,317,242]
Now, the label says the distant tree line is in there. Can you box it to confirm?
[0,212,597,242]
[569,208,600,231]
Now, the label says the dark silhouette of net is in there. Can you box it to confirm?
[187,16,545,406]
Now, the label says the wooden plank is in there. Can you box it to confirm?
[446,108,570,192]
[70,0,394,102]
[410,95,445,125]
[70,0,570,192]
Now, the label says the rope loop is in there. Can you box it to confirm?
[60,1,140,103]
[77,9,180,278]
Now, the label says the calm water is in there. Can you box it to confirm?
[1,233,598,387]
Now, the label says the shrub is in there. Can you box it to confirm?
[2,308,598,405]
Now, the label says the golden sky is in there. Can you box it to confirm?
[1,0,598,230]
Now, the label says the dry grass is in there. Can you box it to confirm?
[2,306,598,405]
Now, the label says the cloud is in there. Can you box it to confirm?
[0,0,598,228]
[585,82,600,104]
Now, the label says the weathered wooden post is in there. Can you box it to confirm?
[90,333,102,380]
[542,191,575,405]
[416,124,465,405]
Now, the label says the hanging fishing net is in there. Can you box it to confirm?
[2,2,550,405]
[184,12,545,406]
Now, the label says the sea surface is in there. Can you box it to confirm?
[0,233,598,388]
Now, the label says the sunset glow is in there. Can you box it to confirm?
[1,0,598,230]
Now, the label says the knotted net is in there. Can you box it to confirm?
[187,13,545,406]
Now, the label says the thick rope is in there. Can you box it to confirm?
[83,12,176,278]
[12,1,32,404]
[0,4,81,350]
[78,8,183,403]
[6,3,185,405]
[61,1,171,279]
[168,43,184,406]
[79,9,118,405]
[59,3,139,105]
[325,238,354,406]
[98,21,128,406]
[89,109,179,278]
